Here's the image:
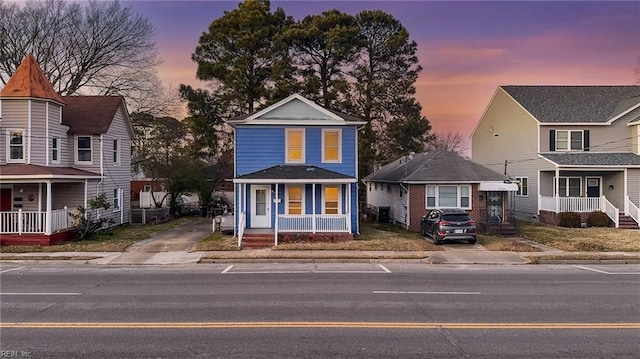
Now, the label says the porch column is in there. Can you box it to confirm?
[274,183,279,246]
[555,168,560,212]
[312,183,316,233]
[45,181,52,235]
[346,183,351,234]
[83,179,88,219]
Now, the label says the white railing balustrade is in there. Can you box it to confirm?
[538,196,601,213]
[625,196,640,226]
[601,197,619,228]
[278,214,348,233]
[0,209,73,234]
[237,211,246,246]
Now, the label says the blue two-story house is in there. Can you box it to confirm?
[228,94,366,248]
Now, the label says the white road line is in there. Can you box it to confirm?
[377,264,391,273]
[0,293,81,296]
[575,265,640,275]
[0,266,25,274]
[221,265,234,273]
[374,291,482,295]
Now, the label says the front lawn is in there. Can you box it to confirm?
[519,221,640,252]
[0,217,191,253]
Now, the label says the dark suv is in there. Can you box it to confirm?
[421,208,477,245]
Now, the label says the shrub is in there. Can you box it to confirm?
[559,211,581,228]
[587,211,610,227]
[69,193,115,241]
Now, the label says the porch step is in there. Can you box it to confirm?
[241,233,274,248]
[618,215,639,230]
[481,222,517,236]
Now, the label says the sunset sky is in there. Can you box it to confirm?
[124,1,640,148]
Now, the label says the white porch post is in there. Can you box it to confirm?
[45,181,52,235]
[555,168,560,212]
[346,183,351,234]
[274,183,279,246]
[312,183,316,233]
[83,179,88,218]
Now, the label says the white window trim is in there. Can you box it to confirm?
[113,138,121,165]
[284,184,305,215]
[51,136,60,164]
[113,188,122,212]
[75,135,93,164]
[555,130,583,152]
[321,128,342,163]
[322,185,342,215]
[285,128,305,163]
[425,185,472,210]
[553,177,583,197]
[516,176,528,197]
[6,129,26,163]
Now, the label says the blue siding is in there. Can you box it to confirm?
[235,125,357,177]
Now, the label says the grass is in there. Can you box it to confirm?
[274,222,440,251]
[519,221,640,252]
[194,232,239,251]
[526,254,640,263]
[478,235,541,252]
[0,217,191,253]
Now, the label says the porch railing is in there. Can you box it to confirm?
[538,195,618,227]
[625,196,640,226]
[278,214,349,233]
[0,208,72,234]
[601,197,619,228]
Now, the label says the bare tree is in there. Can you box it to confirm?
[0,0,159,98]
[425,131,468,156]
[636,56,640,84]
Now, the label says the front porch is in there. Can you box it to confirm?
[538,195,640,229]
[0,208,75,245]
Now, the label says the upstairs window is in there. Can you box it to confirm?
[286,185,303,215]
[76,136,92,163]
[552,130,588,151]
[113,139,120,164]
[51,137,60,163]
[286,128,305,163]
[322,129,341,162]
[7,130,25,163]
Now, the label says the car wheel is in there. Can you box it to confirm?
[468,239,477,244]
[434,234,443,245]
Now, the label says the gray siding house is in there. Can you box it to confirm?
[0,54,133,245]
[472,86,640,229]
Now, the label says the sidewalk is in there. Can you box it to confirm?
[2,216,640,265]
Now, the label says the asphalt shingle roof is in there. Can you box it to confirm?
[0,164,101,177]
[363,151,509,183]
[502,86,640,123]
[237,165,354,181]
[61,96,124,135]
[541,153,640,166]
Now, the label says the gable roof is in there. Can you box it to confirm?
[540,153,640,167]
[0,54,65,104]
[61,96,127,135]
[501,86,640,124]
[227,94,366,126]
[235,165,355,183]
[363,151,509,183]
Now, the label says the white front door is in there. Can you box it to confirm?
[251,185,271,228]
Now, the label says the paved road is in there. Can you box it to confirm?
[1,263,639,358]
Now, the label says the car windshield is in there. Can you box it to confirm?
[442,214,471,222]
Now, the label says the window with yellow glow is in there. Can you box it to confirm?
[286,129,304,163]
[322,129,341,162]
[287,186,303,215]
[324,186,339,214]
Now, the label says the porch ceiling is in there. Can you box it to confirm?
[540,153,640,167]
[0,164,101,181]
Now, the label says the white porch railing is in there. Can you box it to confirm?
[0,208,73,234]
[278,214,349,233]
[538,195,618,227]
[237,211,246,247]
[601,197,619,228]
[625,196,640,226]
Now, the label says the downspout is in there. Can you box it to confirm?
[96,134,104,219]
[45,102,49,166]
[400,182,409,229]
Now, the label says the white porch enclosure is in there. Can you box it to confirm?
[278,214,349,232]
[0,208,73,234]
[538,195,619,227]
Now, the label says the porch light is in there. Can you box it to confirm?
[608,185,614,190]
